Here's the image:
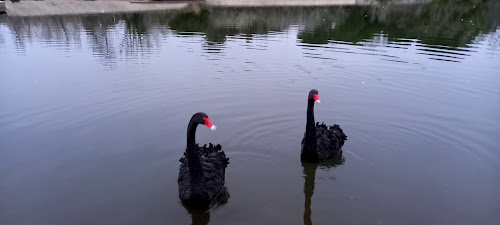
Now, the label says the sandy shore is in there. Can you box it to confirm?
[4,1,189,16]
[2,0,356,17]
[3,0,432,16]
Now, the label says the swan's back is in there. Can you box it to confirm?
[178,143,229,207]
[315,123,347,161]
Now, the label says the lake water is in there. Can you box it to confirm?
[1,1,499,225]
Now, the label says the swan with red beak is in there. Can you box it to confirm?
[178,112,228,208]
[301,89,346,163]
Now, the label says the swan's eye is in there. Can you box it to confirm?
[203,117,217,130]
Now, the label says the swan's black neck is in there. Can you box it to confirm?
[187,118,199,148]
[186,117,203,182]
[306,98,316,131]
[303,98,319,161]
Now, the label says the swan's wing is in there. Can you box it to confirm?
[178,143,229,202]
[200,143,228,201]
[329,124,347,147]
[315,123,346,160]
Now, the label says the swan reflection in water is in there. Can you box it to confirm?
[302,153,345,225]
[183,187,230,225]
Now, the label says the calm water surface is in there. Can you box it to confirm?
[1,1,500,225]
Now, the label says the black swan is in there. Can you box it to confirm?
[301,89,347,163]
[178,112,229,208]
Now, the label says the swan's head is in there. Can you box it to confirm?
[194,112,216,130]
[309,89,320,104]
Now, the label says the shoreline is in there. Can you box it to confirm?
[2,0,432,17]
[3,1,190,16]
[206,0,356,7]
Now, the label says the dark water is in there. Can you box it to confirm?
[1,1,500,225]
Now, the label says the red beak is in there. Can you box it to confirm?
[203,117,216,130]
[313,94,320,103]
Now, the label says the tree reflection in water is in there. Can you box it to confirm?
[1,0,499,62]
